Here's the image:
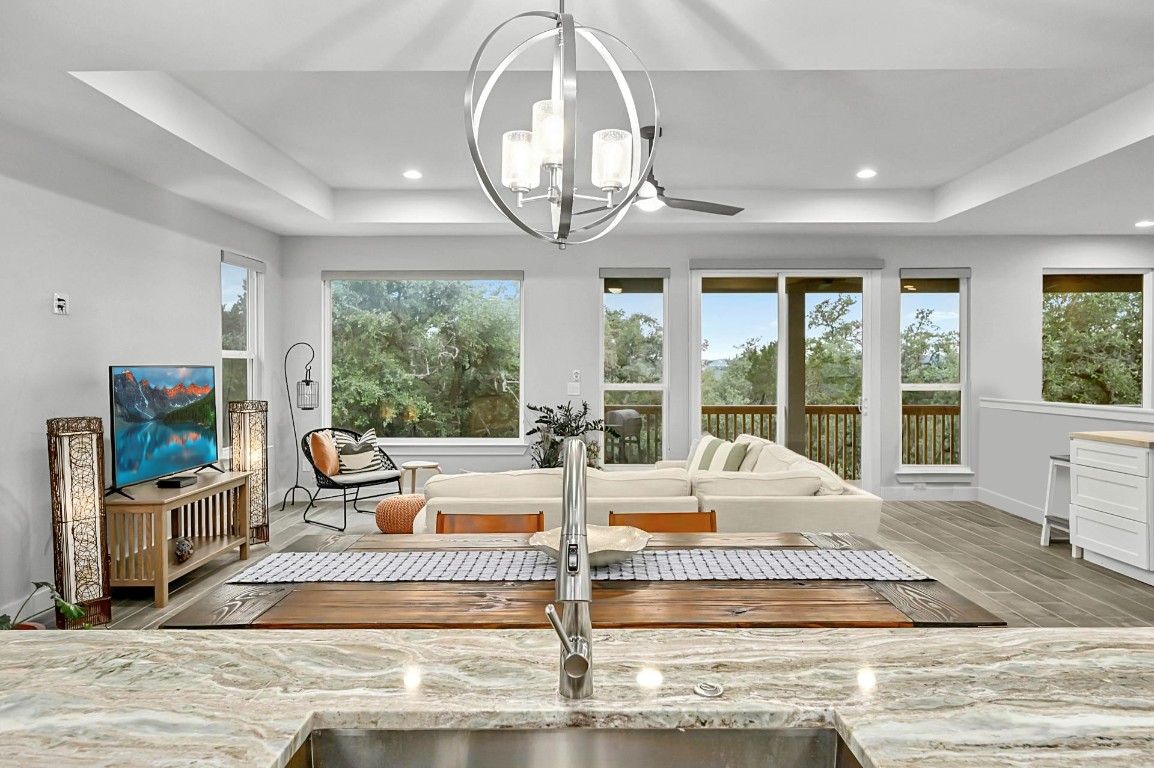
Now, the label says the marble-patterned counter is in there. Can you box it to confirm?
[1,628,1153,767]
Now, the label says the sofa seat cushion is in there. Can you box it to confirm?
[423,468,562,499]
[692,469,822,498]
[586,467,691,497]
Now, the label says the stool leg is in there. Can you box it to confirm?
[1041,459,1056,546]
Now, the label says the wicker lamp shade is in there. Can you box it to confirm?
[46,417,112,629]
[228,400,269,544]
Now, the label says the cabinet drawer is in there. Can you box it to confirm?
[1071,439,1149,477]
[1070,465,1149,523]
[1070,504,1150,569]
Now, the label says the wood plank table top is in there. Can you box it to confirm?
[163,532,1004,630]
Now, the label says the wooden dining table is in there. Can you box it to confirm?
[163,531,1004,629]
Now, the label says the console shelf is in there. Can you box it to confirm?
[106,471,251,607]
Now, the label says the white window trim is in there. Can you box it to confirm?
[1040,268,1151,409]
[220,256,264,456]
[600,276,669,466]
[898,275,969,471]
[323,273,527,444]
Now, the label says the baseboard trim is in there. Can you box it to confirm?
[977,487,1043,525]
[881,485,978,502]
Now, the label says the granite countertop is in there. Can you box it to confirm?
[2,628,1153,767]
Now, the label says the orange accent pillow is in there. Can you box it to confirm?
[309,431,340,477]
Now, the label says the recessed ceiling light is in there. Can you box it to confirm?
[403,169,423,180]
[1136,220,1154,228]
[856,168,878,180]
[903,284,917,291]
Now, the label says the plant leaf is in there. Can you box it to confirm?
[0,614,11,631]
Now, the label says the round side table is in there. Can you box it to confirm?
[401,460,442,494]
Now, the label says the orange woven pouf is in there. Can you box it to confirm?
[375,493,426,534]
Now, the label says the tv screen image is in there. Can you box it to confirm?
[109,365,218,489]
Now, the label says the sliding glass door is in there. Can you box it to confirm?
[696,272,871,483]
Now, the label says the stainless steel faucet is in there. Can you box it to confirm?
[544,436,593,699]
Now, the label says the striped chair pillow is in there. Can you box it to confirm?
[687,435,748,473]
[332,428,385,474]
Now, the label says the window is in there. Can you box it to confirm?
[1043,274,1143,406]
[900,275,964,465]
[328,276,522,439]
[700,277,778,440]
[221,255,262,446]
[602,275,666,465]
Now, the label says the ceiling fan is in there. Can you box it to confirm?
[634,126,744,216]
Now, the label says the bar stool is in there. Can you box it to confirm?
[1040,453,1072,547]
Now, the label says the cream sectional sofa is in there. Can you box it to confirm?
[411,436,881,536]
[411,467,699,533]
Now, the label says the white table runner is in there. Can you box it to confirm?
[228,548,929,584]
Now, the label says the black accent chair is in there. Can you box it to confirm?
[301,428,403,532]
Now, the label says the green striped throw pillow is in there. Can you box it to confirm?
[687,435,748,473]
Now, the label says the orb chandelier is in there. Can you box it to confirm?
[465,2,660,249]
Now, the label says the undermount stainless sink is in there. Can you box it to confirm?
[290,728,865,768]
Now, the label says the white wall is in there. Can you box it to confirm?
[978,401,1154,523]
[0,120,281,619]
[280,233,1154,501]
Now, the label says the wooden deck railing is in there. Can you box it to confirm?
[900,404,962,465]
[605,403,962,478]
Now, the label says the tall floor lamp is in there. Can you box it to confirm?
[281,341,320,510]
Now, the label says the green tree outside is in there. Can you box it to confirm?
[330,280,521,438]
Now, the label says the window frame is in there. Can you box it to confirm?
[897,273,969,471]
[322,271,527,448]
[1040,267,1151,409]
[220,253,264,449]
[600,274,669,466]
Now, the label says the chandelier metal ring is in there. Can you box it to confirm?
[465,9,660,248]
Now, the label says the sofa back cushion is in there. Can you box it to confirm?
[688,436,748,473]
[752,443,846,495]
[423,468,562,499]
[692,470,822,498]
[586,467,691,498]
[733,434,773,471]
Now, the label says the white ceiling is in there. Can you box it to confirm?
[2,0,1154,237]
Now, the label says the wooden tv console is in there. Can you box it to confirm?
[106,471,251,608]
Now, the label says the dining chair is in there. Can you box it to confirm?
[608,510,718,533]
[435,511,546,534]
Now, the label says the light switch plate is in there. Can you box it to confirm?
[567,382,581,396]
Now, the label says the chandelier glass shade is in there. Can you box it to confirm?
[466,7,660,248]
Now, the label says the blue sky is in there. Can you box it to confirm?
[221,262,247,308]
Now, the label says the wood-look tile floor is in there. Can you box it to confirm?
[77,499,1154,630]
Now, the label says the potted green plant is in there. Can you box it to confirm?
[1,582,85,630]
[526,401,619,469]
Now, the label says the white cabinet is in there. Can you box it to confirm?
[1069,433,1154,580]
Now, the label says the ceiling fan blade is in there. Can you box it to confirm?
[660,195,744,216]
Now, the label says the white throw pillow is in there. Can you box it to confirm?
[752,443,795,474]
[691,469,822,498]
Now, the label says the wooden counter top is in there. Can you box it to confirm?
[1070,430,1154,448]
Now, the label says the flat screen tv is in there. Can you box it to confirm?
[108,365,218,490]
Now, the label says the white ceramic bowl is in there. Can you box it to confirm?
[529,524,651,567]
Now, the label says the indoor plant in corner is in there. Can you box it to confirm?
[526,401,618,469]
[1,582,85,630]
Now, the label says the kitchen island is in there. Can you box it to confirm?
[1,627,1152,767]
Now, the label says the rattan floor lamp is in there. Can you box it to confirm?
[46,417,112,628]
[229,400,269,544]
[281,341,320,510]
